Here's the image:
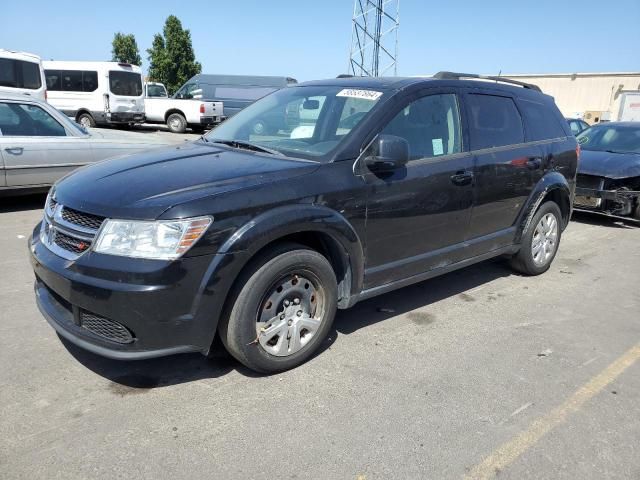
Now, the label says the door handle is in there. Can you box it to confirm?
[4,147,24,155]
[527,157,542,170]
[450,170,473,186]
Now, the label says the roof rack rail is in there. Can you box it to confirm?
[432,71,542,92]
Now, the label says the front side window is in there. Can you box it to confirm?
[206,85,384,159]
[569,121,581,135]
[467,94,524,150]
[381,93,462,160]
[109,71,142,96]
[0,102,66,137]
[175,83,201,99]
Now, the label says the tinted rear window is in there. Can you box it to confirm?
[109,70,142,96]
[0,59,42,90]
[518,99,566,141]
[46,70,99,92]
[467,94,524,150]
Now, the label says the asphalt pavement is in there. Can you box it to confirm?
[1,196,638,480]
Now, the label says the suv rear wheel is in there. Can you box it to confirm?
[219,243,337,373]
[510,201,562,275]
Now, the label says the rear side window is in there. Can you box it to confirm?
[45,70,99,92]
[0,59,42,90]
[518,99,566,141]
[109,71,142,96]
[467,94,524,150]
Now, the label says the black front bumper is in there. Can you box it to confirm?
[29,224,241,360]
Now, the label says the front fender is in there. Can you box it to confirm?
[217,204,365,298]
[516,171,572,242]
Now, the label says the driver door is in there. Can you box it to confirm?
[361,90,474,288]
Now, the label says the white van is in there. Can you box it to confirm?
[43,61,145,128]
[0,49,47,101]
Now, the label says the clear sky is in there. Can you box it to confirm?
[2,0,639,81]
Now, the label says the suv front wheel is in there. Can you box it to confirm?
[219,243,338,373]
[511,201,563,275]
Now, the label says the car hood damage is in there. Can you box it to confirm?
[578,149,640,179]
[53,141,320,219]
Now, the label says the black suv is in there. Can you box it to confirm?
[30,72,578,373]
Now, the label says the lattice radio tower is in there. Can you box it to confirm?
[348,0,400,77]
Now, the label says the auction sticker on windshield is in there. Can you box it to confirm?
[336,89,383,101]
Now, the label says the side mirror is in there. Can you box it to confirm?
[364,134,409,172]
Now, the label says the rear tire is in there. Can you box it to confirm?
[218,243,337,373]
[77,113,95,128]
[510,201,563,275]
[167,113,187,134]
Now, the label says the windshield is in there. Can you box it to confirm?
[205,85,384,160]
[109,70,143,97]
[577,124,640,154]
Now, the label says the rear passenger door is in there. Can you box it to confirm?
[463,92,541,254]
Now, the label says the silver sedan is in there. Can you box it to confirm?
[0,94,174,192]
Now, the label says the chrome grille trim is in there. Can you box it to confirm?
[41,202,106,260]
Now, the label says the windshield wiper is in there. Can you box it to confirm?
[209,139,283,156]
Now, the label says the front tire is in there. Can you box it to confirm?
[166,113,187,134]
[219,243,337,373]
[510,201,563,275]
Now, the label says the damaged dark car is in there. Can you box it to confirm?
[574,122,640,221]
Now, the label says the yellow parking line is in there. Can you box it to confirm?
[464,342,640,480]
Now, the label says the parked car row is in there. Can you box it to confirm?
[1,49,297,134]
[0,93,174,192]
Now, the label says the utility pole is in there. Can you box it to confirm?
[348,0,400,77]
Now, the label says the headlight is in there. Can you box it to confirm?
[93,216,212,260]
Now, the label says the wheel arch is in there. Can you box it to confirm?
[217,205,365,309]
[516,172,572,243]
[164,109,186,122]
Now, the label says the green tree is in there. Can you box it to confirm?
[146,15,202,95]
[111,32,142,66]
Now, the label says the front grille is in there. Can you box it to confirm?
[53,230,91,254]
[42,202,105,259]
[81,312,134,344]
[61,207,105,230]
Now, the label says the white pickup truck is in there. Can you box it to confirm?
[144,82,224,133]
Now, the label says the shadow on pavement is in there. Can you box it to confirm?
[61,258,513,389]
[0,192,47,213]
[571,211,639,229]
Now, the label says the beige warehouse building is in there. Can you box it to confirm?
[504,72,640,124]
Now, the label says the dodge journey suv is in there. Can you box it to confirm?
[30,72,578,373]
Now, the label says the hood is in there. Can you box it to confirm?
[54,141,320,219]
[578,149,640,179]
